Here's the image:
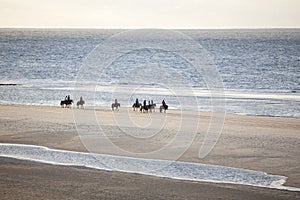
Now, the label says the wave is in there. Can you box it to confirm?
[0,80,299,118]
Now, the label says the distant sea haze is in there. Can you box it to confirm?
[0,29,299,118]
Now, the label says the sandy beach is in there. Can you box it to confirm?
[0,104,299,199]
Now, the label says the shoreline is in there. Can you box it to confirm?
[0,103,299,119]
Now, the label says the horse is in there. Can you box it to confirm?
[112,102,120,111]
[111,102,120,111]
[159,104,168,113]
[60,99,73,108]
[132,103,142,111]
[77,100,85,109]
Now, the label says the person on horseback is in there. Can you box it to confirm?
[140,100,147,112]
[61,95,73,108]
[77,96,85,109]
[162,99,167,109]
[136,98,139,106]
[111,99,120,111]
[159,99,168,113]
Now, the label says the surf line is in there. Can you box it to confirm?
[0,143,299,192]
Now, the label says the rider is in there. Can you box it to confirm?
[162,99,167,109]
[135,98,139,106]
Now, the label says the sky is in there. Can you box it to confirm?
[0,0,299,29]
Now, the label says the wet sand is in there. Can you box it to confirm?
[0,104,299,199]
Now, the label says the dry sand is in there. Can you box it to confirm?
[0,104,299,199]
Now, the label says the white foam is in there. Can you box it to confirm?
[0,143,299,192]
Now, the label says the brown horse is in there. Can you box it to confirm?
[77,100,85,109]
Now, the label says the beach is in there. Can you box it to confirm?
[0,104,299,199]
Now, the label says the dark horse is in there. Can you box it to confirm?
[60,99,73,108]
[111,102,120,111]
[111,99,120,111]
[132,103,142,111]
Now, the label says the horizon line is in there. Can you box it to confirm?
[1,26,300,30]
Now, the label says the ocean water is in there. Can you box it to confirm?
[0,29,299,118]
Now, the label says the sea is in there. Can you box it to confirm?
[0,28,299,118]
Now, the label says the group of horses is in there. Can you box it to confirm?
[60,97,85,109]
[132,102,168,113]
[60,97,168,113]
[132,102,156,113]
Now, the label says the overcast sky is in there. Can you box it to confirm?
[1,0,299,29]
